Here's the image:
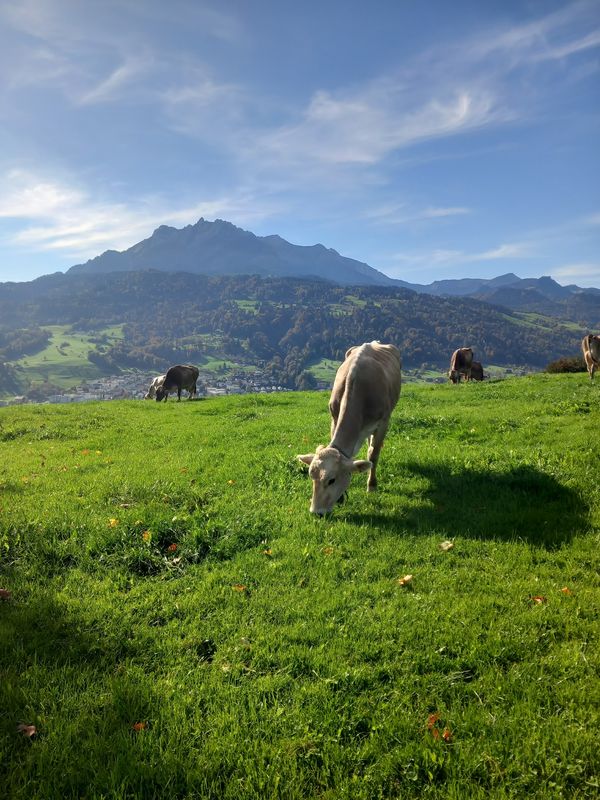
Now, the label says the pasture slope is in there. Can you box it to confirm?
[0,374,598,799]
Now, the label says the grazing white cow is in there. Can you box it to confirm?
[297,341,402,515]
[582,334,600,381]
[145,374,166,400]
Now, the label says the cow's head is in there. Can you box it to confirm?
[297,445,371,515]
[155,387,168,402]
[448,370,460,384]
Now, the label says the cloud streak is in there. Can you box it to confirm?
[0,169,279,262]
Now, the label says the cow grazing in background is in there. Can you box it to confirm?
[297,341,402,515]
[470,361,485,381]
[145,374,166,400]
[582,334,600,381]
[449,347,473,383]
[155,365,199,401]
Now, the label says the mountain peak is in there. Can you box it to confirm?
[67,217,395,285]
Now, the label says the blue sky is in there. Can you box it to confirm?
[0,0,598,286]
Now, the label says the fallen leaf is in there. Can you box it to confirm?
[0,589,12,601]
[171,556,182,565]
[531,595,546,604]
[397,574,413,586]
[95,450,102,455]
[431,727,440,740]
[108,518,119,528]
[322,546,335,555]
[81,449,90,455]
[439,541,454,552]
[560,586,573,595]
[118,503,133,509]
[167,543,178,552]
[263,549,273,556]
[427,712,441,730]
[142,531,151,542]
[232,584,247,592]
[17,723,37,738]
[442,728,453,742]
[132,722,147,732]
[227,479,235,485]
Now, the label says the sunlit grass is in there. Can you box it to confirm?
[0,375,598,798]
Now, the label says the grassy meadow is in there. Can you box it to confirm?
[10,325,124,390]
[0,374,598,799]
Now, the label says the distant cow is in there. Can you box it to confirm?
[297,341,401,515]
[449,347,474,383]
[582,334,600,381]
[145,374,166,400]
[155,365,199,401]
[470,361,484,381]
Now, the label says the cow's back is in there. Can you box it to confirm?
[333,342,401,420]
[164,364,199,390]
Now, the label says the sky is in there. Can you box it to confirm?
[0,0,599,287]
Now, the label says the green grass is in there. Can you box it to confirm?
[8,325,124,390]
[0,375,599,799]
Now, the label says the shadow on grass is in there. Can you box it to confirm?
[0,593,172,796]
[344,463,586,548]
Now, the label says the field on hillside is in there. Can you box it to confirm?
[9,325,124,391]
[0,375,599,799]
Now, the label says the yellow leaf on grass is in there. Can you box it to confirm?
[439,541,454,552]
[397,574,413,586]
[108,518,119,528]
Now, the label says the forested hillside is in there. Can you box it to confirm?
[0,271,590,395]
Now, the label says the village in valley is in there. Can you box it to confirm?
[1,367,293,406]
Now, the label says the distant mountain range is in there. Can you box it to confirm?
[1,217,598,398]
[67,218,599,319]
[68,218,395,286]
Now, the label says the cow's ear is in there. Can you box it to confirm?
[297,453,315,466]
[352,459,372,473]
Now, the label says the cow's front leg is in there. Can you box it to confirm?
[366,422,388,492]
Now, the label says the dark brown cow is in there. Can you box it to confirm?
[297,341,401,515]
[582,334,600,381]
[155,365,199,401]
[448,347,473,383]
[470,361,484,381]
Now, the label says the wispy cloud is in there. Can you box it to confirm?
[0,169,278,262]
[366,203,471,225]
[387,241,534,273]
[552,262,600,286]
[257,86,504,168]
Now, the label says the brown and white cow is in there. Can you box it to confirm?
[582,334,600,381]
[145,374,166,400]
[448,347,473,383]
[155,364,199,401]
[297,341,402,515]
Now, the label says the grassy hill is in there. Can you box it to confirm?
[9,325,124,391]
[1,375,599,798]
[0,272,593,399]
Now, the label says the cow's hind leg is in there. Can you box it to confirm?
[366,422,389,492]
